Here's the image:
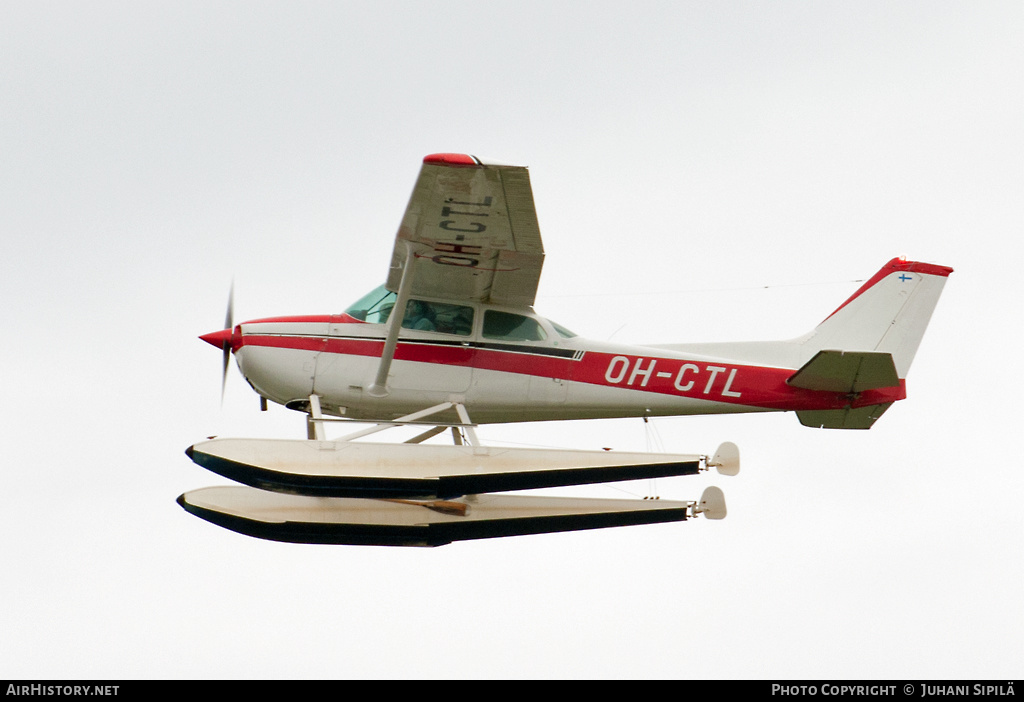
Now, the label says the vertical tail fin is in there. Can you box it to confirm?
[798,258,953,378]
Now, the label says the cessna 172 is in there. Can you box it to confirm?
[178,153,953,547]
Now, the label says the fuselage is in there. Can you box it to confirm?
[211,288,904,425]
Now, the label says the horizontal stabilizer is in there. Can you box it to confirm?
[787,350,899,393]
[796,402,892,429]
[178,486,697,547]
[186,438,704,499]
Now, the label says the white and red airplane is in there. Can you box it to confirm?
[179,153,953,547]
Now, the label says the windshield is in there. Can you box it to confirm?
[345,285,395,324]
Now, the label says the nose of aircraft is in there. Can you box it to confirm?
[199,328,234,349]
[201,326,240,401]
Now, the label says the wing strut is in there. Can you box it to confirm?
[367,241,417,398]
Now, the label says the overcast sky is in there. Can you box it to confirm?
[2,1,1021,679]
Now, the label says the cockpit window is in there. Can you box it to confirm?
[345,285,474,336]
[483,310,547,341]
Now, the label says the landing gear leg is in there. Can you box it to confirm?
[306,394,326,441]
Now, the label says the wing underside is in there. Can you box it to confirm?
[385,154,544,307]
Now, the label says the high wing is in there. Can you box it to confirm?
[385,153,544,308]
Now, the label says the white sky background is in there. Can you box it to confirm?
[2,0,1021,679]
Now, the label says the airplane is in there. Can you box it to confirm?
[178,153,953,547]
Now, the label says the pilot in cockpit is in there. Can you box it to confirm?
[402,300,435,331]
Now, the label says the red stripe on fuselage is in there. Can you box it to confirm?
[237,332,905,411]
[471,346,576,381]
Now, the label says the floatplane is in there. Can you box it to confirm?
[178,153,952,546]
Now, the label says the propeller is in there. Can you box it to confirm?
[220,283,235,401]
[199,282,236,404]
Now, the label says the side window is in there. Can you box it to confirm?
[482,311,547,342]
[402,299,474,336]
[549,320,578,338]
